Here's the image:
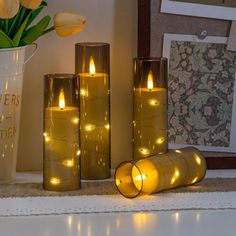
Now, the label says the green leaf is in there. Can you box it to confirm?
[26,6,44,29]
[8,13,20,38]
[15,7,27,31]
[20,15,51,45]
[12,13,31,47]
[0,29,14,48]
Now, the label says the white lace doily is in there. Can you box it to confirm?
[0,192,236,217]
[1,170,236,217]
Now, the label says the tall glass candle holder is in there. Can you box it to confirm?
[133,57,168,160]
[43,74,80,191]
[75,43,110,180]
[115,147,206,198]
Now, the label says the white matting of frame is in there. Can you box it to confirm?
[161,0,236,20]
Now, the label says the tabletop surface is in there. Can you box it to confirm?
[0,209,236,236]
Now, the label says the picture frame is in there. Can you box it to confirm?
[161,0,236,20]
[163,33,236,153]
[137,0,236,168]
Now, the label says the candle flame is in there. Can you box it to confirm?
[59,89,65,110]
[147,71,154,91]
[89,56,96,76]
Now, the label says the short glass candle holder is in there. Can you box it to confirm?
[43,74,80,191]
[133,57,168,160]
[115,147,206,198]
[75,42,111,180]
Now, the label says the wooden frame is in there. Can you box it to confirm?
[137,0,236,169]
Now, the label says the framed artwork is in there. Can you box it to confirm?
[137,0,236,168]
[163,34,236,152]
[161,0,236,20]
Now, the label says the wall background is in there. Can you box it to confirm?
[150,0,230,57]
[17,0,137,171]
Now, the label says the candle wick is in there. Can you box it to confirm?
[60,108,64,111]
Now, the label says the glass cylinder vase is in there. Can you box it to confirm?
[43,74,80,191]
[133,57,168,160]
[115,147,206,198]
[75,43,110,180]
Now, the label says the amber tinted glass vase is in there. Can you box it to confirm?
[133,57,168,160]
[75,43,111,180]
[43,74,80,191]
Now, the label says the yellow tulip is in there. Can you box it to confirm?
[20,0,42,9]
[54,12,87,37]
[0,0,19,19]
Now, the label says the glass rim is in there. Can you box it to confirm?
[75,42,110,48]
[114,161,143,199]
[44,74,76,80]
[134,57,167,62]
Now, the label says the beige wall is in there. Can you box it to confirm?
[17,0,137,171]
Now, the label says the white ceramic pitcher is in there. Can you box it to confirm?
[0,44,37,183]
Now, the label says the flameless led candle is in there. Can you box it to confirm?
[115,147,206,198]
[133,58,168,160]
[75,43,110,180]
[43,74,80,191]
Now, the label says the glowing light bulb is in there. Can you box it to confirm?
[72,117,79,124]
[59,89,65,110]
[76,150,81,156]
[147,70,154,91]
[194,154,201,165]
[148,99,160,106]
[44,133,50,142]
[191,177,198,184]
[50,178,60,185]
[139,147,150,155]
[175,150,182,154]
[89,56,96,76]
[174,168,180,178]
[134,174,147,181]
[116,179,121,186]
[85,124,95,131]
[105,124,110,130]
[156,137,165,144]
[80,89,87,96]
[63,159,74,167]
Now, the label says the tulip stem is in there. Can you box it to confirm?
[5,19,9,34]
[42,26,55,35]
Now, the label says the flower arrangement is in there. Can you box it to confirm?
[0,0,87,48]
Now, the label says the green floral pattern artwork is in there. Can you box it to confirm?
[168,41,236,147]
